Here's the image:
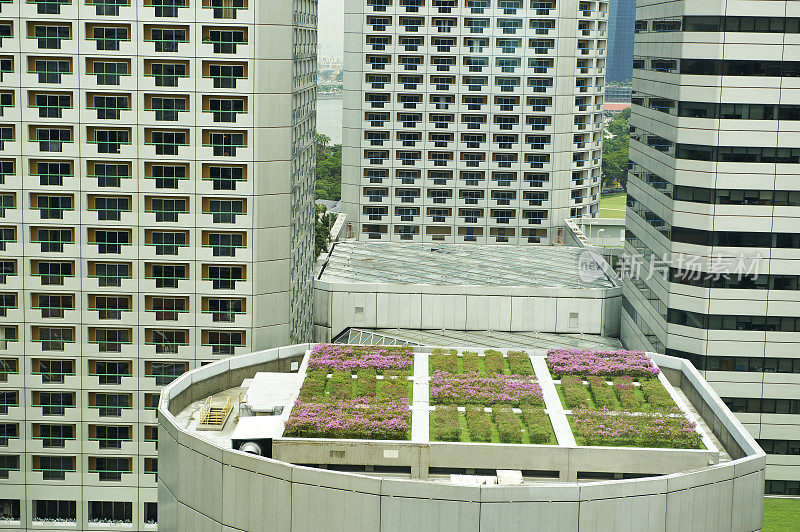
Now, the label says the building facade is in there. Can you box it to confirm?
[605,0,634,83]
[0,0,316,528]
[622,0,800,495]
[341,0,607,245]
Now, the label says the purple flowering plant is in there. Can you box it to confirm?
[547,348,660,378]
[306,343,414,374]
[572,407,702,449]
[430,371,544,406]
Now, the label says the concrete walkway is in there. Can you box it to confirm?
[410,352,430,442]
[530,356,576,446]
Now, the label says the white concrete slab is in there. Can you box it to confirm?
[530,356,576,447]
[411,352,430,443]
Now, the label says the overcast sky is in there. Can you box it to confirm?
[319,0,345,59]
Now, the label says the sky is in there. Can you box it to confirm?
[319,0,346,59]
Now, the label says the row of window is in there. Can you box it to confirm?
[0,454,153,481]
[0,422,156,445]
[0,161,247,191]
[0,390,159,415]
[17,0,247,19]
[668,309,800,333]
[0,293,246,322]
[0,57,250,89]
[664,350,800,375]
[0,23,249,54]
[0,327,244,354]
[0,498,157,525]
[669,269,800,292]
[361,223,550,242]
[722,397,800,415]
[635,16,800,35]
[0,194,247,223]
[0,260,245,288]
[0,358,189,384]
[633,96,800,122]
[634,58,800,78]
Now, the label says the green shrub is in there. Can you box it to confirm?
[329,371,352,400]
[492,405,523,443]
[465,406,492,442]
[431,348,458,373]
[613,376,643,410]
[521,408,551,444]
[298,370,327,399]
[561,375,592,409]
[588,376,616,409]
[378,376,408,401]
[432,405,461,442]
[484,350,505,374]
[641,379,676,411]
[462,351,480,374]
[507,351,533,375]
[354,368,377,397]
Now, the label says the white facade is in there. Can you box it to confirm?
[0,0,316,528]
[341,0,606,245]
[621,0,800,495]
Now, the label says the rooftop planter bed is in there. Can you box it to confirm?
[429,370,544,407]
[307,343,414,375]
[555,374,678,412]
[547,348,659,379]
[430,349,534,375]
[430,404,555,445]
[285,345,413,440]
[570,407,703,449]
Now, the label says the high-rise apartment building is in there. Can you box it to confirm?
[0,0,316,528]
[605,0,634,83]
[622,0,800,496]
[342,0,606,245]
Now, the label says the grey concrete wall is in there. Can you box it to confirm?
[158,345,766,532]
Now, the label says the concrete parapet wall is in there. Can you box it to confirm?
[158,345,766,532]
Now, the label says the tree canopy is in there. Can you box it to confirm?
[602,108,631,190]
[316,133,342,201]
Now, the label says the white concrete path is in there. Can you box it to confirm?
[410,352,430,442]
[530,355,576,446]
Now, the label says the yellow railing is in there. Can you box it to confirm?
[200,395,231,426]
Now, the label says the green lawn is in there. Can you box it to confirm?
[763,497,800,532]
[599,192,627,219]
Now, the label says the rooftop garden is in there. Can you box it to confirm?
[283,344,412,440]
[547,349,704,449]
[428,349,554,444]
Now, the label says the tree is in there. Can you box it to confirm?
[602,109,631,189]
[316,133,342,201]
[315,204,337,258]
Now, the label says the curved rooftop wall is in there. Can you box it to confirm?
[157,344,766,532]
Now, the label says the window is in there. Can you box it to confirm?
[147,27,187,52]
[34,500,76,522]
[206,62,245,88]
[90,296,130,320]
[91,425,131,450]
[91,129,130,154]
[148,129,187,155]
[34,261,73,286]
[35,423,75,448]
[149,297,187,321]
[204,164,243,190]
[207,97,245,122]
[92,393,130,417]
[0,454,18,479]
[33,25,70,50]
[148,263,186,288]
[0,125,13,149]
[206,131,245,156]
[147,163,188,189]
[150,61,187,87]
[148,96,187,121]
[34,294,74,319]
[34,228,73,253]
[149,362,187,386]
[90,457,131,481]
[0,423,17,445]
[35,128,72,152]
[0,499,19,522]
[84,0,128,15]
[89,162,129,188]
[203,330,244,355]
[204,28,246,53]
[91,262,130,288]
[91,25,128,51]
[91,328,130,353]
[205,232,243,257]
[91,61,129,85]
[35,161,72,186]
[0,159,13,184]
[147,197,187,223]
[147,329,187,354]
[35,455,75,480]
[90,230,130,254]
[205,265,244,289]
[90,95,130,120]
[0,57,12,83]
[205,199,244,223]
[0,226,15,251]
[205,297,243,322]
[0,391,17,415]
[203,0,247,19]
[144,502,157,525]
[33,59,71,84]
[149,231,187,255]
[34,391,75,416]
[88,501,132,523]
[0,358,16,382]
[34,94,71,119]
[34,195,72,219]
[91,196,129,221]
[0,193,14,217]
